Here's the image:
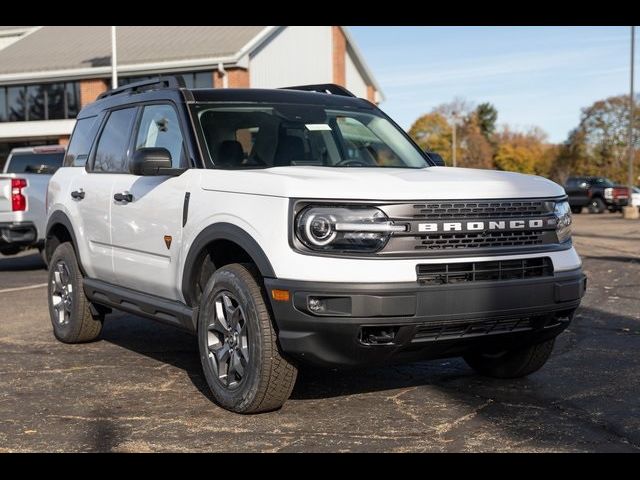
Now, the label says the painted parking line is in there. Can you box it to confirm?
[0,283,48,294]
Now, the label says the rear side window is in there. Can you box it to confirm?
[92,108,137,173]
[5,152,64,174]
[64,117,99,167]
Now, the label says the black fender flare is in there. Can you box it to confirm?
[181,222,276,306]
[45,210,84,273]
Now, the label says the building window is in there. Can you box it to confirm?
[0,88,6,122]
[0,81,81,122]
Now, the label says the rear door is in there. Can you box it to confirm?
[110,103,192,300]
[72,107,138,282]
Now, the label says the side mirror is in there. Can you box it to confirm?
[130,147,173,176]
[426,151,446,167]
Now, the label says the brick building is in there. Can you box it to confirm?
[0,26,382,166]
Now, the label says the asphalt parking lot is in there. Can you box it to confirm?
[1,214,639,452]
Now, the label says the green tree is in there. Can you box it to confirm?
[475,102,498,141]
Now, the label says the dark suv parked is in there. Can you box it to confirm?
[564,176,629,214]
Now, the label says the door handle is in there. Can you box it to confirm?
[71,189,85,200]
[114,192,133,203]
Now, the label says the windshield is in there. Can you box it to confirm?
[593,178,615,187]
[195,103,429,169]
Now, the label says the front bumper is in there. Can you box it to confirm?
[265,268,586,367]
[0,221,38,248]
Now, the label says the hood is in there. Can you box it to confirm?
[200,166,566,200]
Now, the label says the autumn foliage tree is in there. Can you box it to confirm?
[494,127,553,176]
[408,94,638,183]
[555,94,639,184]
[408,112,452,163]
[408,100,496,169]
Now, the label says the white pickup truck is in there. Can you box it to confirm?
[0,146,65,259]
[45,78,586,414]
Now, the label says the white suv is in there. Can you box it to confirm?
[46,78,586,413]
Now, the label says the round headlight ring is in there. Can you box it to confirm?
[304,213,337,246]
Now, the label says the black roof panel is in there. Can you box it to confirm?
[190,88,373,108]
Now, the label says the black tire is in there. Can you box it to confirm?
[464,338,555,379]
[588,197,606,214]
[38,246,48,269]
[198,263,297,414]
[47,242,103,343]
[570,206,582,214]
[0,246,21,256]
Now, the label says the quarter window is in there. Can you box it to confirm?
[64,117,99,167]
[93,108,137,173]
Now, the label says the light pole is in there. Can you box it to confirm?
[111,26,118,89]
[624,26,637,219]
[628,26,635,192]
[451,112,459,168]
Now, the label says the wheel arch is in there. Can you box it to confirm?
[181,222,276,307]
[45,211,84,274]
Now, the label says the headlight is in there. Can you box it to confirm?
[295,206,406,253]
[554,201,572,243]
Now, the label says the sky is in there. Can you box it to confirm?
[348,26,637,143]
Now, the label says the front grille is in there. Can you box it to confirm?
[415,230,545,251]
[377,198,560,255]
[412,314,561,342]
[410,200,552,219]
[416,257,553,284]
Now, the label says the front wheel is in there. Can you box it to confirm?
[464,338,555,378]
[198,263,297,414]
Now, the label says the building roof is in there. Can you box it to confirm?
[0,26,382,99]
[0,26,267,79]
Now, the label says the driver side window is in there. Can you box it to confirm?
[135,104,187,168]
[335,116,404,167]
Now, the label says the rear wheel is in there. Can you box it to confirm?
[47,242,103,343]
[464,338,555,378]
[198,263,297,414]
[588,197,606,214]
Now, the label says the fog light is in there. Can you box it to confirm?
[308,297,325,313]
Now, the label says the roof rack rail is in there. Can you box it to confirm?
[280,83,356,98]
[98,76,186,100]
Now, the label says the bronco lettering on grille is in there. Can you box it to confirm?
[417,219,546,233]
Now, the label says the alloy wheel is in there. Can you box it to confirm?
[51,260,73,326]
[206,291,250,389]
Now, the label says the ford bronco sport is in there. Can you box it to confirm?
[46,77,586,413]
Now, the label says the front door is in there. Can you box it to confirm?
[110,104,191,300]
